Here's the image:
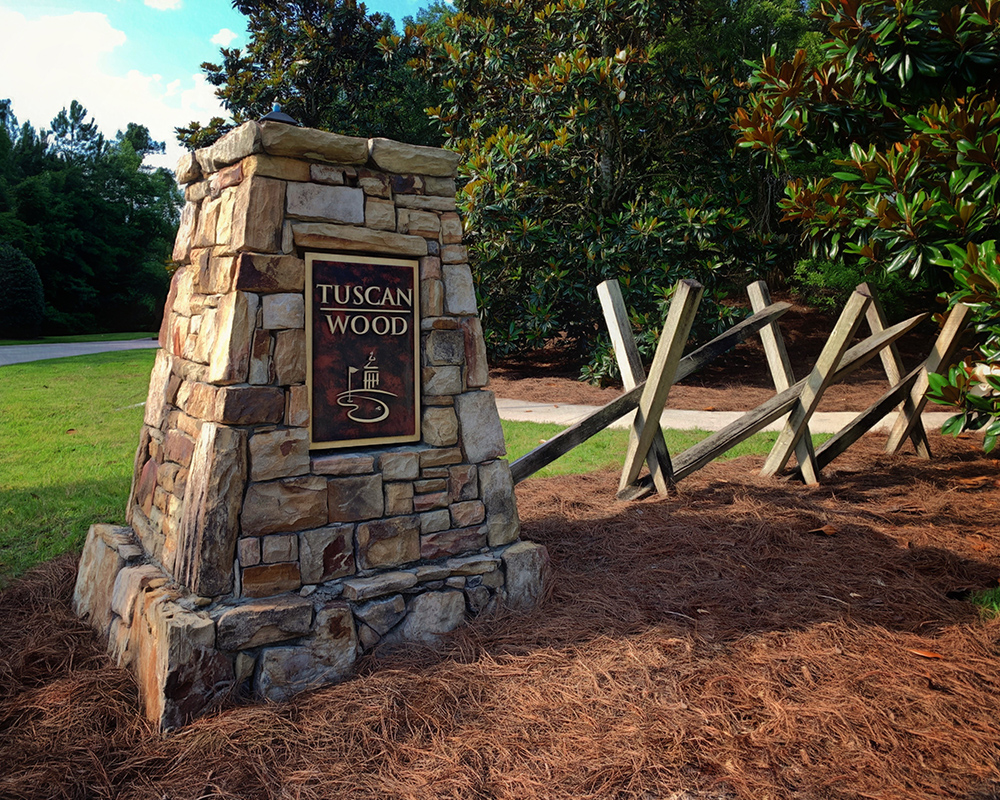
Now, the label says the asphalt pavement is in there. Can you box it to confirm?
[0,338,952,433]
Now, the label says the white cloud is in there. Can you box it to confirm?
[211,27,238,47]
[144,0,183,10]
[0,8,226,172]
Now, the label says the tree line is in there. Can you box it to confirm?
[0,100,180,337]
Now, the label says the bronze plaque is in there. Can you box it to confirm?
[306,253,420,449]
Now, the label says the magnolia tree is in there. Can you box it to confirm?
[735,0,1000,450]
[396,0,812,381]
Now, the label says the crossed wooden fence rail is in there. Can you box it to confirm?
[509,279,971,499]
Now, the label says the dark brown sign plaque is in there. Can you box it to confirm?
[306,253,420,449]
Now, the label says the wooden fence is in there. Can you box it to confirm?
[509,279,970,499]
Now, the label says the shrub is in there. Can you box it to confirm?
[0,243,45,339]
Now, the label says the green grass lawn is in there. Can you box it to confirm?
[0,350,821,586]
[0,351,155,584]
[0,331,157,346]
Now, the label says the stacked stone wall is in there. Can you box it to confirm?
[73,121,548,730]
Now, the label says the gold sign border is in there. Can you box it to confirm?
[305,252,421,451]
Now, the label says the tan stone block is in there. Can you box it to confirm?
[249,329,273,385]
[158,276,182,348]
[144,349,175,429]
[422,364,461,396]
[185,181,210,202]
[414,491,449,512]
[311,453,375,476]
[230,176,285,253]
[208,291,259,385]
[403,209,440,239]
[156,462,184,495]
[262,533,298,563]
[176,151,201,184]
[450,500,485,528]
[243,154,311,182]
[286,182,364,223]
[421,278,443,317]
[292,222,427,257]
[217,595,313,650]
[421,525,486,560]
[421,316,460,331]
[358,169,392,198]
[174,423,248,596]
[299,524,355,583]
[368,138,461,177]
[310,163,345,184]
[286,385,309,427]
[204,256,234,294]
[414,477,447,494]
[255,602,357,701]
[384,482,414,515]
[262,293,304,330]
[250,428,310,481]
[448,464,478,501]
[378,451,420,481]
[197,121,263,172]
[365,196,396,230]
[233,252,305,293]
[389,591,466,646]
[328,474,383,522]
[189,248,211,290]
[260,122,368,164]
[424,329,464,366]
[419,256,441,280]
[341,571,417,601]
[455,391,505,463]
[273,329,306,384]
[238,537,261,567]
[424,176,457,196]
[356,516,420,570]
[213,385,285,425]
[162,430,196,467]
[395,194,457,212]
[241,562,302,598]
[193,195,223,249]
[440,212,463,244]
[443,264,477,316]
[479,459,519,546]
[241,476,329,536]
[210,162,244,197]
[419,509,451,534]
[441,244,468,264]
[74,524,135,638]
[419,448,463,468]
[215,187,238,245]
[460,317,489,388]
[422,406,458,447]
[172,201,199,263]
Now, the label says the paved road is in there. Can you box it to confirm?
[0,338,952,433]
[0,338,160,367]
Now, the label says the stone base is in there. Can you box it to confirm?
[74,523,549,729]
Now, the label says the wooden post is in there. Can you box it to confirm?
[747,280,819,484]
[618,280,703,496]
[884,303,971,454]
[860,283,931,458]
[508,299,791,484]
[762,288,873,477]
[674,311,927,482]
[598,280,674,495]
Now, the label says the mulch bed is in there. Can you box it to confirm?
[2,433,999,800]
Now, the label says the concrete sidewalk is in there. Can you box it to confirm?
[495,397,954,434]
[0,338,160,367]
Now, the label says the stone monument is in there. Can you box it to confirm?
[73,120,549,730]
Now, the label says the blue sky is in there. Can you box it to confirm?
[0,0,428,170]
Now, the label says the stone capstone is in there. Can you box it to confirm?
[260,122,369,165]
[368,138,461,177]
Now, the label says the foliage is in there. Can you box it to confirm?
[404,0,814,381]
[0,99,179,334]
[791,256,931,319]
[178,0,443,149]
[0,243,44,339]
[735,0,1000,447]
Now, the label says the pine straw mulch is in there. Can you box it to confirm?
[2,433,1000,800]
